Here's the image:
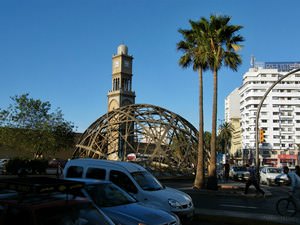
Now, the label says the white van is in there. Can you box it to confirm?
[63,158,194,219]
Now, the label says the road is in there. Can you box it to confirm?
[161,178,300,225]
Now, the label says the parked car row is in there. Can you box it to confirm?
[0,158,195,225]
[227,164,292,186]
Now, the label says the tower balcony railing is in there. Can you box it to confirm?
[109,89,136,95]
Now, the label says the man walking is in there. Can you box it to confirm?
[244,164,265,196]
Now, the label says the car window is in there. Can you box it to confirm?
[268,168,281,173]
[36,202,109,225]
[86,168,106,180]
[66,166,83,178]
[131,171,163,191]
[109,170,138,194]
[236,167,247,172]
[85,183,137,207]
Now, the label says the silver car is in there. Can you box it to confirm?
[229,166,250,181]
[260,167,288,186]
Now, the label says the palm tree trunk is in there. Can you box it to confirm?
[194,68,205,189]
[207,69,218,190]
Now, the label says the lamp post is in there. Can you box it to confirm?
[255,68,300,175]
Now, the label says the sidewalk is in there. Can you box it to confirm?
[181,181,298,225]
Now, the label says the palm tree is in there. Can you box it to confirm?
[218,121,234,156]
[205,15,244,189]
[177,19,210,189]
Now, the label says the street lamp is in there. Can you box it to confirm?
[255,68,300,174]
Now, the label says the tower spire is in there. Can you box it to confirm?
[107,44,136,112]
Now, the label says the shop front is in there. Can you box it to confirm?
[278,154,297,167]
[262,158,278,167]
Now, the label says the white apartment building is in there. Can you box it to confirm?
[225,88,242,159]
[239,61,300,167]
[225,88,241,122]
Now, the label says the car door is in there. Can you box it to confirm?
[109,170,138,194]
[260,167,266,183]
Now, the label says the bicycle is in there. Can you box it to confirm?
[276,192,299,217]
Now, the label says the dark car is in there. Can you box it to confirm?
[66,178,181,225]
[0,177,115,225]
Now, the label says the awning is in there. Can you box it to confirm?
[278,154,297,160]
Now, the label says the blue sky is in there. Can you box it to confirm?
[1,0,300,133]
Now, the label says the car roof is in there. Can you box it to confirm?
[0,177,91,208]
[0,177,85,194]
[0,197,90,210]
[67,158,147,173]
[65,178,111,185]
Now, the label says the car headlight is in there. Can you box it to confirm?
[168,199,182,209]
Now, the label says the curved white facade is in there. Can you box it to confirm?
[239,64,300,167]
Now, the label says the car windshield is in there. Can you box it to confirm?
[36,201,113,225]
[131,171,164,191]
[267,168,282,173]
[85,183,137,207]
[234,167,247,172]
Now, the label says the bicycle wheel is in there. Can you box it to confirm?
[276,198,297,217]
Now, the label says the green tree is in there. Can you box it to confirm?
[177,18,210,189]
[204,15,244,189]
[218,121,234,155]
[0,93,75,157]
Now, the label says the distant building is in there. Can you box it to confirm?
[225,88,242,162]
[239,61,300,167]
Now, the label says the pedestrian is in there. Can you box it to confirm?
[223,161,230,182]
[56,162,63,178]
[283,166,300,200]
[244,164,265,196]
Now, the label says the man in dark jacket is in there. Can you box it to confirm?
[244,164,265,196]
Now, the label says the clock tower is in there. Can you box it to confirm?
[108,44,135,112]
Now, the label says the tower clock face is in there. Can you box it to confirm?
[114,61,120,68]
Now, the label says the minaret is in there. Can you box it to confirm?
[107,44,135,160]
[108,44,135,112]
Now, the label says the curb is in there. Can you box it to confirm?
[181,185,272,198]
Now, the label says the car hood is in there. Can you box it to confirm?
[265,173,281,179]
[160,186,192,202]
[275,173,289,180]
[234,171,249,175]
[103,202,177,225]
